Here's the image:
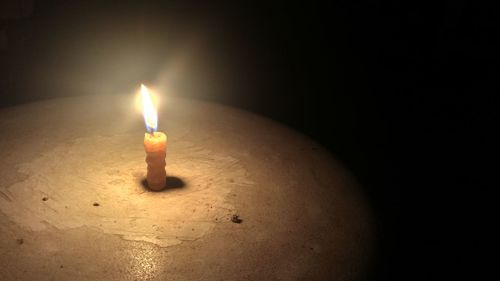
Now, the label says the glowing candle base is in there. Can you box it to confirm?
[144,132,167,191]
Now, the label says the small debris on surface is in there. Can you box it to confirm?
[42,197,48,201]
[60,265,64,269]
[231,215,243,224]
[93,202,100,207]
[16,238,24,245]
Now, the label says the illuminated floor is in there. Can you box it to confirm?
[0,94,374,280]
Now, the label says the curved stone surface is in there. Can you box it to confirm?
[0,94,374,281]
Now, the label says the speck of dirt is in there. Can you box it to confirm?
[42,197,48,201]
[60,265,64,269]
[16,238,24,245]
[231,215,243,224]
[93,202,100,207]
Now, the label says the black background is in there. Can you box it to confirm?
[1,1,498,280]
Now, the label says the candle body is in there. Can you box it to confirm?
[144,132,167,191]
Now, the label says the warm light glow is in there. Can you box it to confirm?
[141,84,158,132]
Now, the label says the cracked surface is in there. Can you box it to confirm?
[0,94,374,280]
[2,134,247,247]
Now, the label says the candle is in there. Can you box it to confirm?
[141,84,167,191]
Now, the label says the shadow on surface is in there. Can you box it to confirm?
[140,176,186,192]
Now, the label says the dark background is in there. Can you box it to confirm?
[1,1,498,280]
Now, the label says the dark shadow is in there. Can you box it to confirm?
[140,176,186,192]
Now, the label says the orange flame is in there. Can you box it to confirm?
[140,84,158,132]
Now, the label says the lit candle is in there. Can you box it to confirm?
[141,84,167,191]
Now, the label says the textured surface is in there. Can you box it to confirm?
[0,94,374,280]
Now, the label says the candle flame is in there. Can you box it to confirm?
[141,84,158,132]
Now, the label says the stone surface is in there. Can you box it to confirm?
[0,94,374,280]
